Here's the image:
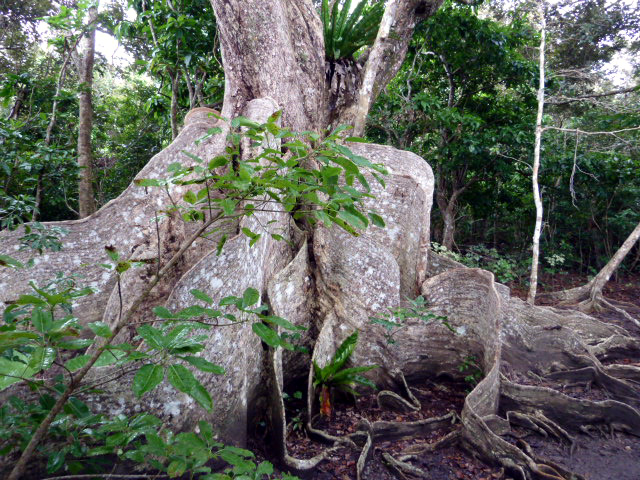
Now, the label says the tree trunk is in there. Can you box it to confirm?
[169,70,180,139]
[589,220,640,300]
[436,187,459,251]
[31,169,43,222]
[527,2,546,306]
[77,3,98,218]
[3,3,640,480]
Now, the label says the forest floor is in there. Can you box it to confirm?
[259,273,640,480]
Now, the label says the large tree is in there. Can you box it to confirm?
[2,2,640,479]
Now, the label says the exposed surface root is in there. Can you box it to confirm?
[382,452,428,478]
[377,370,421,412]
[355,426,373,480]
[501,379,640,434]
[359,411,458,442]
[399,429,460,456]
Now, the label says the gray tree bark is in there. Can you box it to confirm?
[77,3,98,218]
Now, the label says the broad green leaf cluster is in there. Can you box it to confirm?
[312,331,377,408]
[135,111,387,238]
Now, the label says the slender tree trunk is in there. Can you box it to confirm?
[589,220,640,300]
[7,88,25,120]
[527,3,546,305]
[77,3,98,218]
[436,185,466,251]
[31,170,44,222]
[170,70,180,139]
[184,68,196,109]
[548,220,640,305]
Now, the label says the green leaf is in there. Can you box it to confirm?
[219,198,236,216]
[255,461,274,476]
[241,287,260,308]
[231,116,261,129]
[209,155,229,169]
[182,356,225,374]
[167,363,196,393]
[0,331,39,351]
[168,459,187,477]
[57,338,93,350]
[0,254,24,269]
[0,358,37,390]
[189,380,213,412]
[137,325,165,349]
[219,295,241,307]
[153,306,175,319]
[28,346,57,371]
[47,449,66,473]
[133,364,165,398]
[134,178,162,187]
[198,420,214,443]
[368,212,385,228]
[330,365,378,384]
[95,349,127,367]
[252,323,281,348]
[31,308,52,333]
[115,261,131,274]
[175,431,207,450]
[88,321,112,338]
[263,315,303,331]
[65,397,90,418]
[337,208,368,230]
[333,331,358,372]
[190,289,213,305]
[216,234,228,256]
[183,190,197,204]
[15,294,46,307]
[104,246,120,262]
[65,355,90,372]
[145,432,165,454]
[175,305,207,318]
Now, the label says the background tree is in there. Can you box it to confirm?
[368,4,538,251]
[76,1,99,217]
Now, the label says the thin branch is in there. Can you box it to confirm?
[546,86,638,105]
[569,132,579,207]
[543,125,640,135]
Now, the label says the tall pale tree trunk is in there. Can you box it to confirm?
[527,2,546,305]
[77,3,98,218]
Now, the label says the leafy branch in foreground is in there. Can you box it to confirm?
[2,113,385,479]
[134,110,387,240]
